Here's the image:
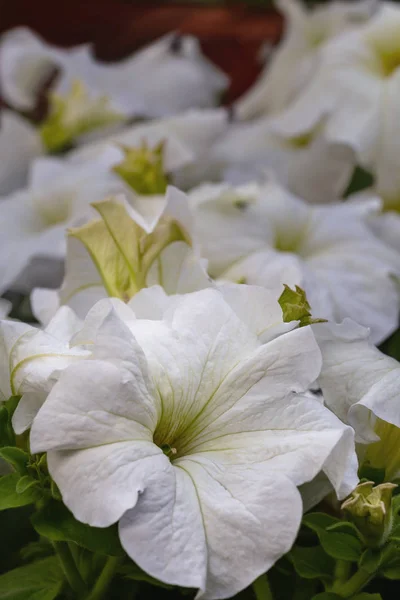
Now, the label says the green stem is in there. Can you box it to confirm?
[85,556,120,600]
[332,567,372,598]
[253,573,274,600]
[53,541,87,596]
[334,560,352,585]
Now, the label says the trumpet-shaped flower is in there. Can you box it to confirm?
[0,110,43,196]
[0,28,228,117]
[0,306,88,433]
[30,288,357,598]
[32,189,211,323]
[190,180,400,343]
[235,0,376,119]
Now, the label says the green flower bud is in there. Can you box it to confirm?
[342,481,398,547]
[113,141,169,195]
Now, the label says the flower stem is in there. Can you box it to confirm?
[253,573,274,600]
[334,559,352,585]
[332,566,372,598]
[53,541,87,596]
[85,556,120,600]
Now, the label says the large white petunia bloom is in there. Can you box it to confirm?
[188,116,355,203]
[0,306,87,434]
[0,28,228,117]
[32,188,211,324]
[235,0,376,120]
[0,110,43,196]
[190,180,400,344]
[30,288,357,598]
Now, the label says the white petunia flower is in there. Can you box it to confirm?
[0,110,43,196]
[188,116,355,203]
[0,136,193,295]
[190,180,400,344]
[0,306,87,433]
[273,1,400,204]
[32,188,211,324]
[235,0,377,120]
[30,288,357,598]
[0,28,228,117]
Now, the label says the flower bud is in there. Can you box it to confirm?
[342,481,397,547]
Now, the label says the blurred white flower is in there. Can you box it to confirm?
[187,115,355,203]
[274,1,400,203]
[0,28,228,117]
[235,0,377,120]
[0,134,196,295]
[0,109,43,195]
[191,180,400,344]
[31,288,356,598]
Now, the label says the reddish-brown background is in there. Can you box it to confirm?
[0,1,283,101]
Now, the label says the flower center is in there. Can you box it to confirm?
[367,22,400,78]
[33,191,72,227]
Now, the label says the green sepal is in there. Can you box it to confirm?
[278,285,326,327]
[31,499,125,556]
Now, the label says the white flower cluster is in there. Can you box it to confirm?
[2,3,400,598]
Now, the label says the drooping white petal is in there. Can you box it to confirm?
[315,319,400,442]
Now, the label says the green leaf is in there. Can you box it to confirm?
[312,594,342,600]
[352,595,382,600]
[326,521,363,540]
[0,556,64,599]
[0,473,41,510]
[31,500,124,556]
[290,545,334,580]
[302,512,340,535]
[319,531,363,562]
[0,447,29,474]
[16,475,40,494]
[359,548,382,574]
